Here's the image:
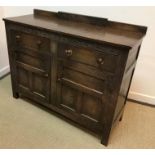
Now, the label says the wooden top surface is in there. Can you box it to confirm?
[3,9,147,49]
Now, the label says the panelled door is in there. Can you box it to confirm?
[55,43,118,132]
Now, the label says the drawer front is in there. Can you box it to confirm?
[58,43,119,73]
[15,49,50,72]
[13,31,50,52]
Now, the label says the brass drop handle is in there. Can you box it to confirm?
[97,57,104,65]
[37,40,42,47]
[15,35,21,41]
[65,49,72,57]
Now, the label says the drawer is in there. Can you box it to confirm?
[58,43,119,73]
[13,31,50,52]
[15,49,51,72]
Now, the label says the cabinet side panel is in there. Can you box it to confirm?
[113,45,141,122]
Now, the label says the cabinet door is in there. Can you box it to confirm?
[56,61,105,132]
[15,51,51,105]
[55,44,110,132]
[8,29,52,105]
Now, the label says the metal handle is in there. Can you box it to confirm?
[15,35,21,41]
[97,57,104,65]
[65,49,72,57]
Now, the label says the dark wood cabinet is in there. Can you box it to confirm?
[3,9,147,146]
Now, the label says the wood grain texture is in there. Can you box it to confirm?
[3,9,147,146]
[3,9,147,50]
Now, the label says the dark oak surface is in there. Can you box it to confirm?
[4,9,147,49]
[3,9,147,146]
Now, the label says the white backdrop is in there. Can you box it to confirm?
[0,6,155,105]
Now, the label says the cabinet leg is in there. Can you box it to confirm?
[119,115,123,121]
[13,92,19,99]
[101,137,109,146]
[119,109,125,122]
[101,126,111,146]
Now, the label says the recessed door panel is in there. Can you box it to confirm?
[61,85,77,111]
[32,73,48,98]
[17,66,29,89]
[57,80,103,123]
[81,94,102,121]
